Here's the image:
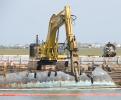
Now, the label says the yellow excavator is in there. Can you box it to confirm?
[29,5,80,82]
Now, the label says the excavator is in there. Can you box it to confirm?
[29,5,80,82]
[103,42,116,57]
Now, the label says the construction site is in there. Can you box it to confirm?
[0,5,121,89]
[0,1,121,100]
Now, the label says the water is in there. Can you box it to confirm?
[0,65,119,100]
[92,67,115,86]
[0,88,121,100]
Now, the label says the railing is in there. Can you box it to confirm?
[0,55,121,65]
[80,57,121,64]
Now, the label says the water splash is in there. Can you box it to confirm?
[0,68,116,88]
[92,67,116,86]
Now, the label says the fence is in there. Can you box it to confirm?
[0,55,29,64]
[0,55,121,65]
[80,56,121,64]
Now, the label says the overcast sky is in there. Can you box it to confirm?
[0,0,121,45]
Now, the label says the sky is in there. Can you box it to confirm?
[0,0,121,45]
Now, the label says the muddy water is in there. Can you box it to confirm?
[0,88,121,100]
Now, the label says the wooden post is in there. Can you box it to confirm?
[117,57,119,65]
[3,62,7,78]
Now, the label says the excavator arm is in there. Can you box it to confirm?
[64,6,80,81]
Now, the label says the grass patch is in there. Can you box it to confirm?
[0,48,121,56]
[79,48,103,56]
[0,49,29,55]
